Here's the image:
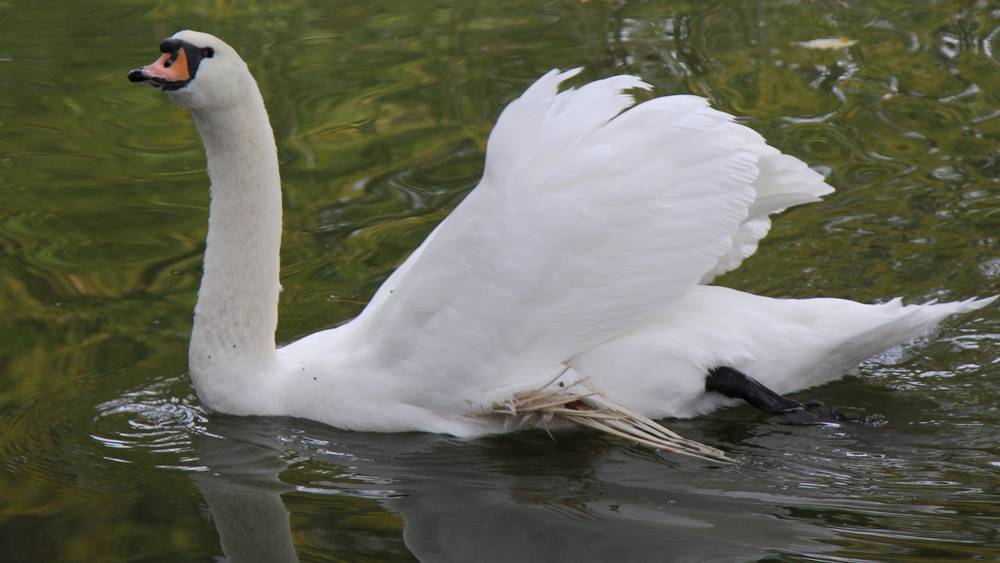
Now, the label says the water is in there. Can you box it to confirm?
[2,0,999,560]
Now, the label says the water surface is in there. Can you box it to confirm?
[1,1,999,561]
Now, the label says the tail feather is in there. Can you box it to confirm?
[571,287,997,420]
[829,295,997,374]
[746,293,997,396]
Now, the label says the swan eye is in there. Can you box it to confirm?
[203,47,214,58]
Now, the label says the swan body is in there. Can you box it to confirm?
[130,31,995,445]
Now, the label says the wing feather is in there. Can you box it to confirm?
[348,71,804,407]
[702,145,835,282]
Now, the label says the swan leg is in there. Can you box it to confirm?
[705,366,843,423]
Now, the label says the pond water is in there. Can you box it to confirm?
[2,0,999,561]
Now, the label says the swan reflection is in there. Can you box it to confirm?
[191,417,837,562]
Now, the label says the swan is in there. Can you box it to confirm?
[128,30,994,461]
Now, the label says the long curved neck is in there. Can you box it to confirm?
[188,86,283,412]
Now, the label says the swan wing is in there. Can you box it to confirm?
[701,148,834,282]
[351,70,776,402]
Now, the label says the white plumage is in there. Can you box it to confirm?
[574,287,992,420]
[131,31,995,457]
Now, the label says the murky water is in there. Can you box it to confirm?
[2,1,999,561]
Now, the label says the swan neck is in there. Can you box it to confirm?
[188,86,283,409]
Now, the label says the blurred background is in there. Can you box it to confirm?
[1,1,998,561]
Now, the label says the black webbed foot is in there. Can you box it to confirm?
[705,366,845,425]
[776,399,845,425]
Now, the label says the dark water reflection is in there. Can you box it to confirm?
[83,362,1000,562]
[2,0,1000,560]
[190,420,835,563]
[105,390,837,562]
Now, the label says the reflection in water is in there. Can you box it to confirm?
[188,416,838,562]
[191,428,297,563]
[91,362,1000,561]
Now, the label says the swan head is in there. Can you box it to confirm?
[127,30,251,110]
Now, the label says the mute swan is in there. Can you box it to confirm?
[128,30,994,462]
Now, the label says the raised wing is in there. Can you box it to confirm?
[701,146,834,282]
[349,70,785,404]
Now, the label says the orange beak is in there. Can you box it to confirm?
[145,48,191,82]
[128,38,215,91]
[128,48,191,88]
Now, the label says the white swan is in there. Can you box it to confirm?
[128,30,994,460]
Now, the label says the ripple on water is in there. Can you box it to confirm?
[0,399,82,484]
[82,370,1000,558]
[91,376,211,471]
[985,23,1000,65]
[880,95,970,136]
[979,257,1000,280]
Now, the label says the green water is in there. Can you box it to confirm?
[2,1,999,561]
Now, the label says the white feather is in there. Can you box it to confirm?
[573,286,996,419]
